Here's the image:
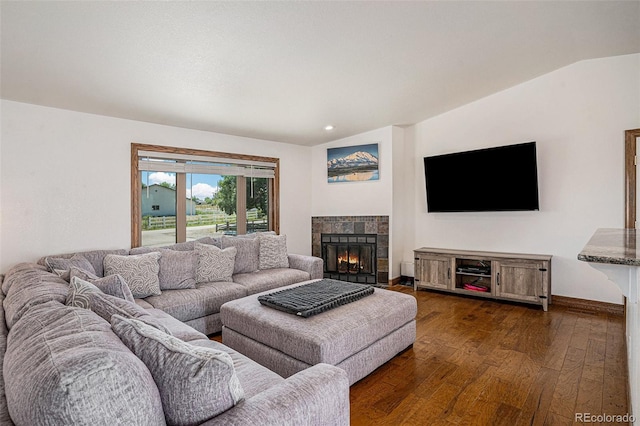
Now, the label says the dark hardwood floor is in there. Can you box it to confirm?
[349,285,629,425]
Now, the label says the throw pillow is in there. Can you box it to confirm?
[195,243,236,283]
[44,254,96,281]
[69,267,135,302]
[103,252,161,298]
[258,233,290,270]
[157,249,197,290]
[221,236,259,274]
[66,277,172,334]
[111,315,244,425]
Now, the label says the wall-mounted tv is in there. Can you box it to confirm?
[424,141,539,212]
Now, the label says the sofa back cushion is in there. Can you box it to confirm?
[0,283,13,426]
[128,236,222,256]
[2,263,69,330]
[37,249,129,277]
[44,254,96,280]
[4,301,165,425]
[221,236,259,274]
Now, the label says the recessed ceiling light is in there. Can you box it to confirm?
[324,125,335,131]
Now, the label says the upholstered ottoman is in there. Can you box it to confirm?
[220,280,417,385]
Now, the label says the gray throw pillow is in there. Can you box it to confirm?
[44,254,96,281]
[111,315,244,425]
[67,277,171,334]
[221,236,259,274]
[258,233,290,270]
[69,267,135,302]
[157,249,197,290]
[103,252,161,298]
[195,243,236,283]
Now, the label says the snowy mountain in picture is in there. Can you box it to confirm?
[327,151,378,170]
[327,143,379,182]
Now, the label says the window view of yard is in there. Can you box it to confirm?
[141,172,269,247]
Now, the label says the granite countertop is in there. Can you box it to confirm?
[578,228,640,266]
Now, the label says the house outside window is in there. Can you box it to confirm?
[132,143,279,248]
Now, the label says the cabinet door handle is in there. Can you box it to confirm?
[447,267,451,279]
[497,272,500,285]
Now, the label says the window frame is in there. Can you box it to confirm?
[131,143,280,248]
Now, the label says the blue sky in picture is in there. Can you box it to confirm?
[142,171,222,200]
[327,143,378,161]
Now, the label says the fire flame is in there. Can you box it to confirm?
[338,254,360,266]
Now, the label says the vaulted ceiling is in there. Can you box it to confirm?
[2,1,639,146]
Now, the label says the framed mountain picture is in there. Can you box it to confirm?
[327,143,379,183]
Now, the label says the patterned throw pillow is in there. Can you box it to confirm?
[44,254,96,281]
[66,277,171,334]
[258,233,290,270]
[103,252,161,298]
[111,315,244,425]
[221,236,259,274]
[195,243,236,283]
[69,267,135,302]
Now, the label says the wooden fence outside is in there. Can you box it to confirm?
[143,211,263,230]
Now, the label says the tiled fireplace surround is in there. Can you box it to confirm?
[312,216,389,285]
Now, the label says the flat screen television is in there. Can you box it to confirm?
[424,141,539,212]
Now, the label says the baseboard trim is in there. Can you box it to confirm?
[389,276,402,286]
[553,295,624,316]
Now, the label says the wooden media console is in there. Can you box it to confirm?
[413,247,552,311]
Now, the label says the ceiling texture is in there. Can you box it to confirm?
[1,1,639,146]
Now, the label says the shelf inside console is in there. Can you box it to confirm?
[455,258,492,293]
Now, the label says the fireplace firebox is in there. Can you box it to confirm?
[321,234,377,284]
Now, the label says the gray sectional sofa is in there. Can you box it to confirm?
[40,235,323,335]
[0,235,349,425]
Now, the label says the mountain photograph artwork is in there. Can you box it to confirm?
[327,143,379,183]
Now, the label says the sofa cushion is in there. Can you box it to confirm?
[144,281,247,323]
[129,237,222,255]
[44,253,96,280]
[2,263,69,330]
[66,276,171,335]
[258,234,289,270]
[38,249,130,277]
[104,252,161,298]
[222,236,259,274]
[0,285,11,426]
[144,308,208,342]
[196,243,236,283]
[232,268,311,295]
[111,315,244,425]
[69,267,135,302]
[157,249,198,290]
[4,302,166,425]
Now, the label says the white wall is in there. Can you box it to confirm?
[405,54,640,304]
[0,101,312,273]
[311,126,394,217]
